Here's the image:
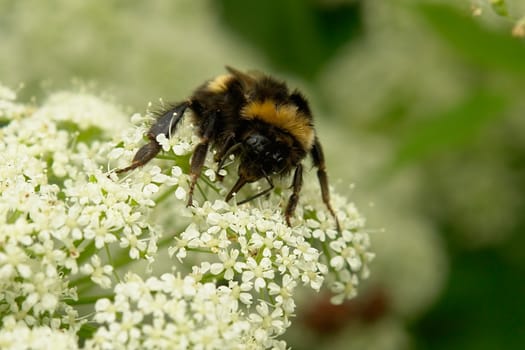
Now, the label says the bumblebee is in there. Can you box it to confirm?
[116,66,340,230]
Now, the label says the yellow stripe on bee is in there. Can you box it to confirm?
[207,74,234,93]
[241,100,315,150]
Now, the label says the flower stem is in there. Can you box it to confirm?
[155,185,178,204]
[77,241,96,265]
[66,294,115,305]
[105,244,121,283]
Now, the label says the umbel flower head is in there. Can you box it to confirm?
[0,85,374,350]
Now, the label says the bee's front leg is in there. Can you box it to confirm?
[187,110,219,206]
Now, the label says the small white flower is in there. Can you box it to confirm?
[293,236,319,262]
[175,186,186,200]
[204,168,216,182]
[228,280,253,306]
[242,257,274,292]
[210,249,245,280]
[330,255,345,271]
[300,263,324,291]
[120,233,147,259]
[249,302,287,336]
[143,183,159,195]
[81,255,114,289]
[156,133,171,151]
[94,298,118,323]
[268,274,297,314]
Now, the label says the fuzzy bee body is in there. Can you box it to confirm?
[116,66,339,230]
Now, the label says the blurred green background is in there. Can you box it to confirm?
[1,0,524,348]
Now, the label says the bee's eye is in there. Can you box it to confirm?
[245,133,270,155]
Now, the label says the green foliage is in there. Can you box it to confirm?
[377,3,524,172]
[490,0,509,17]
[418,3,525,76]
[391,90,507,169]
[414,247,525,350]
[215,0,362,79]
[56,120,105,143]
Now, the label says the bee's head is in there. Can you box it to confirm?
[224,132,290,203]
[238,132,288,181]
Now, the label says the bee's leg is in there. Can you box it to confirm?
[216,141,242,181]
[311,138,341,232]
[116,101,189,173]
[285,164,303,227]
[187,111,218,206]
[234,176,274,204]
[225,176,247,202]
[213,133,235,163]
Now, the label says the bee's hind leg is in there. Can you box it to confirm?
[115,101,189,173]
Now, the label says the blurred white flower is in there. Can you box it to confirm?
[81,255,114,289]
[0,321,79,350]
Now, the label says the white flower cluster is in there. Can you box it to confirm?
[0,317,79,350]
[86,272,288,350]
[0,85,374,349]
[0,87,164,344]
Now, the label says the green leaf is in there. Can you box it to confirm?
[215,0,362,80]
[390,90,506,169]
[6,209,23,224]
[490,0,508,17]
[418,3,525,75]
[57,120,104,143]
[0,117,10,128]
